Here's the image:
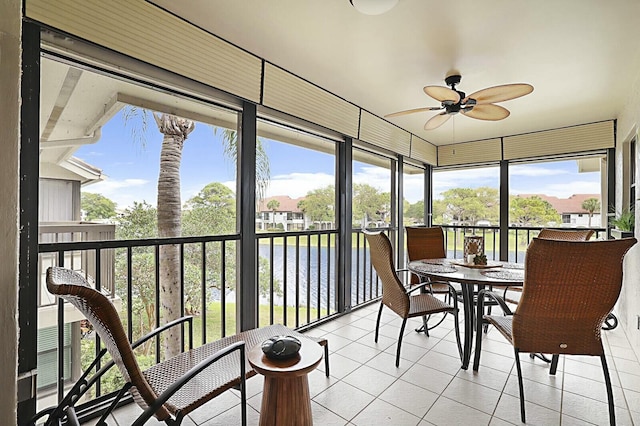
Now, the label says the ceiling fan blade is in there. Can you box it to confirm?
[385,106,441,118]
[466,83,533,105]
[423,86,461,103]
[462,104,510,121]
[424,112,451,130]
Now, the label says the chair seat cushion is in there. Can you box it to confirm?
[142,324,316,415]
[408,293,454,317]
[484,315,513,343]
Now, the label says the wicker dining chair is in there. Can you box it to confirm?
[473,237,636,425]
[364,230,462,367]
[501,228,595,305]
[404,226,455,333]
[41,266,249,426]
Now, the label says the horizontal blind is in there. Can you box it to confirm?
[438,138,502,166]
[359,111,411,157]
[26,0,262,103]
[410,135,437,165]
[262,64,360,138]
[503,121,614,160]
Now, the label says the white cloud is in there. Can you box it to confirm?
[512,180,600,198]
[83,178,152,209]
[510,164,570,177]
[265,172,335,198]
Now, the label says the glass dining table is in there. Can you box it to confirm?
[407,258,524,370]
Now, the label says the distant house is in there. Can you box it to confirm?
[515,193,601,227]
[256,195,306,231]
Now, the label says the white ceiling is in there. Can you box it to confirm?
[150,0,640,146]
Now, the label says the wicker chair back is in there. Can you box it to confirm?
[405,226,446,285]
[538,228,594,241]
[364,231,410,317]
[46,266,172,420]
[513,237,636,355]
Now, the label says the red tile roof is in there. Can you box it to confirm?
[515,194,600,214]
[257,195,304,213]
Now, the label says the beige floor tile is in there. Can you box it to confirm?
[186,391,241,425]
[430,338,465,360]
[197,404,260,426]
[488,417,517,426]
[365,351,413,377]
[351,397,421,426]
[423,396,492,426]
[335,340,383,364]
[417,349,463,376]
[401,362,455,394]
[610,345,640,362]
[503,375,562,412]
[348,316,379,331]
[313,381,375,421]
[618,370,640,392]
[308,368,338,398]
[354,331,396,351]
[457,365,510,392]
[562,372,627,408]
[493,393,560,426]
[442,376,501,415]
[384,340,433,364]
[378,378,439,417]
[612,356,640,376]
[325,352,362,379]
[474,349,515,373]
[561,391,634,426]
[332,325,371,341]
[321,332,354,352]
[310,400,350,426]
[342,364,398,397]
[559,414,599,426]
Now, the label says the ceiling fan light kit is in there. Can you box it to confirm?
[349,0,399,15]
[386,73,534,130]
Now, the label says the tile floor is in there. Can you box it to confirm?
[95,304,640,425]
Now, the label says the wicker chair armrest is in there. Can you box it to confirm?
[131,316,194,351]
[477,289,513,316]
[132,341,247,426]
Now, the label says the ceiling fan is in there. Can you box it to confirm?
[386,72,534,130]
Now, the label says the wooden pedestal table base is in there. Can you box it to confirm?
[248,340,323,426]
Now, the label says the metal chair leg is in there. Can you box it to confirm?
[323,344,330,377]
[514,348,526,424]
[375,303,383,343]
[550,354,559,375]
[396,319,407,367]
[601,355,616,426]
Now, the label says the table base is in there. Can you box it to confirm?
[260,375,313,426]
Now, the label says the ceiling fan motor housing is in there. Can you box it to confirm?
[445,74,462,87]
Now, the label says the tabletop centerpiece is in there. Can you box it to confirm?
[463,235,484,264]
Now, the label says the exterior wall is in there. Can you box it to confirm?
[616,64,640,359]
[0,0,21,421]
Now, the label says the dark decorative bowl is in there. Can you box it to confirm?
[261,335,302,359]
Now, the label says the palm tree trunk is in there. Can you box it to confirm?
[155,113,194,360]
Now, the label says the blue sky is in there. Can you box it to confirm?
[75,110,601,210]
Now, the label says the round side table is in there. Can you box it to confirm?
[248,340,323,426]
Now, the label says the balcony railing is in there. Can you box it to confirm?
[36,228,354,412]
[439,224,607,262]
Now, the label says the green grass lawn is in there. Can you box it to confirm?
[189,302,328,347]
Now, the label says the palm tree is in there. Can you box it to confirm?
[125,107,270,359]
[267,199,280,229]
[581,197,600,227]
[154,113,194,359]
